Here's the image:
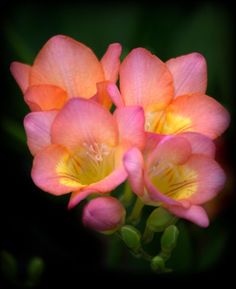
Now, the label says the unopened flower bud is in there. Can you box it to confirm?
[82,196,126,234]
[161,225,179,253]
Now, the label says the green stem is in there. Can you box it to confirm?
[128,198,144,225]
[119,181,133,206]
[143,226,154,244]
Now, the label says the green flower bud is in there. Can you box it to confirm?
[161,225,179,253]
[146,207,176,232]
[120,225,141,251]
[151,255,165,272]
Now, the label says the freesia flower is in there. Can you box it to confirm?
[24,98,145,208]
[124,133,225,227]
[82,196,126,233]
[10,35,121,111]
[108,49,230,139]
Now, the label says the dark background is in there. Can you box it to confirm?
[0,0,235,287]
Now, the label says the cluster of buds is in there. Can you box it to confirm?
[11,35,230,271]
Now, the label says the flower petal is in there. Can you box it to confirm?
[185,155,226,205]
[123,148,144,197]
[107,83,124,107]
[10,62,31,93]
[166,52,207,97]
[163,94,230,139]
[180,132,215,157]
[101,43,122,82]
[30,35,104,98]
[32,144,83,195]
[24,84,67,111]
[24,111,57,155]
[68,167,127,208]
[147,135,192,168]
[52,98,118,151]
[114,106,145,149]
[91,81,112,109]
[167,205,209,227]
[120,48,173,110]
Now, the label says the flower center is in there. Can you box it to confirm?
[145,110,192,134]
[149,161,197,200]
[57,142,115,186]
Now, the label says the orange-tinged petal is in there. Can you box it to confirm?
[166,52,207,97]
[91,81,112,109]
[30,35,104,98]
[32,144,83,195]
[185,155,226,205]
[120,48,173,110]
[161,94,230,138]
[24,111,57,155]
[24,85,67,111]
[52,98,118,151]
[10,61,31,93]
[101,43,122,82]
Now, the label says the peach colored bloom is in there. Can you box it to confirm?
[108,49,230,139]
[24,98,145,208]
[124,133,225,227]
[10,35,121,111]
[83,196,126,233]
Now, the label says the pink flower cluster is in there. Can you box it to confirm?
[11,35,230,232]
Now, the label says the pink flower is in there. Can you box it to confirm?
[108,49,230,139]
[24,98,145,208]
[10,35,121,111]
[82,196,126,233]
[124,132,225,227]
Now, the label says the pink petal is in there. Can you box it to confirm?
[120,48,173,110]
[101,43,122,82]
[114,106,145,150]
[123,148,145,196]
[24,111,57,155]
[82,196,125,232]
[32,144,82,195]
[30,35,104,98]
[185,155,226,205]
[10,62,31,93]
[180,132,215,158]
[166,52,207,97]
[166,94,230,139]
[68,167,127,208]
[167,205,209,227]
[147,135,192,168]
[24,84,67,111]
[107,83,125,107]
[52,98,118,151]
[144,132,164,156]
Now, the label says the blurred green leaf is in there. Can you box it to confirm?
[26,257,44,287]
[197,226,228,271]
[0,250,18,282]
[2,118,26,144]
